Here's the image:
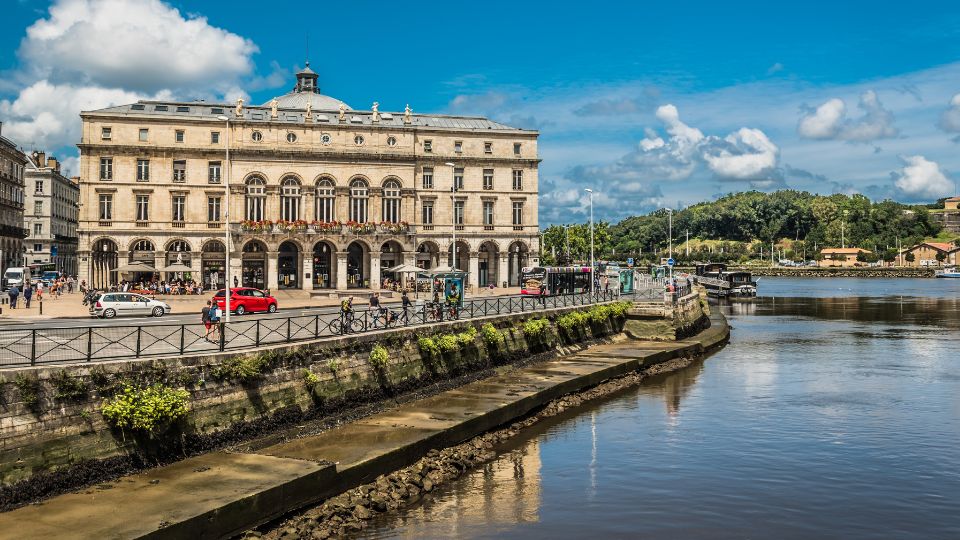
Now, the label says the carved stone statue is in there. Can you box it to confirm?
[270,98,279,118]
[338,103,346,122]
[371,101,380,122]
[235,97,244,118]
[305,100,312,121]
[404,104,412,124]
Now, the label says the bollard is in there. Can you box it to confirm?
[39,299,42,315]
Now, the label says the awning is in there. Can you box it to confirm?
[385,263,422,274]
[112,262,157,273]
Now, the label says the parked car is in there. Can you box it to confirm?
[90,292,171,318]
[212,288,278,315]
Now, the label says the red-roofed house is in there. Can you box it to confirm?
[898,242,959,267]
[820,247,872,267]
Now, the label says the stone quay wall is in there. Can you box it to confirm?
[623,288,710,341]
[736,267,935,278]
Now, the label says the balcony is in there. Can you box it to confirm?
[135,221,150,227]
[232,220,413,237]
[207,222,222,229]
[171,221,185,228]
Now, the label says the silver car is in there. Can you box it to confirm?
[90,292,171,318]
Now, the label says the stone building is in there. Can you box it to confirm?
[897,241,958,267]
[819,247,871,267]
[0,122,27,271]
[24,151,80,275]
[77,65,539,292]
[930,196,960,233]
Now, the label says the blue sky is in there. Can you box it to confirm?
[3,0,960,224]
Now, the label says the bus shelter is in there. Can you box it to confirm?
[417,266,467,307]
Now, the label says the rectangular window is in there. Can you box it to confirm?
[136,159,150,181]
[454,141,463,153]
[483,201,494,227]
[33,223,42,235]
[139,128,149,142]
[208,161,221,183]
[99,157,113,180]
[512,201,523,226]
[172,195,185,222]
[422,167,434,189]
[513,142,522,155]
[33,243,42,252]
[34,201,42,215]
[98,194,112,220]
[208,196,221,222]
[136,195,149,221]
[35,180,44,194]
[101,127,112,140]
[512,169,523,190]
[483,169,494,190]
[175,129,185,143]
[454,167,464,191]
[173,160,186,182]
[422,201,434,225]
[484,142,492,154]
[211,131,220,144]
[423,139,432,152]
[454,201,464,226]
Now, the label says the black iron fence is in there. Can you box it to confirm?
[0,289,642,367]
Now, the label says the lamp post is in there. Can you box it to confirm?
[217,116,232,323]
[841,209,849,250]
[444,162,458,272]
[584,189,594,296]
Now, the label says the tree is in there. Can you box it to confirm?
[905,252,916,263]
[936,251,946,264]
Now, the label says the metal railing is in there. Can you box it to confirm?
[0,289,644,368]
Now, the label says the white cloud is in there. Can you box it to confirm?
[891,155,954,200]
[702,128,779,179]
[797,90,898,142]
[938,93,960,133]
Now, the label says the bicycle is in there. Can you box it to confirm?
[328,313,364,334]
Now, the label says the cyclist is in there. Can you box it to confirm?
[431,289,443,321]
[446,284,460,319]
[339,297,354,334]
[369,292,387,327]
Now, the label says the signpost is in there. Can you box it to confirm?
[666,257,674,281]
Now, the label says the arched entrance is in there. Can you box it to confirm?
[312,241,334,289]
[416,241,440,270]
[277,241,300,289]
[91,238,118,289]
[201,240,226,290]
[165,240,192,281]
[128,239,156,284]
[508,241,530,286]
[380,240,404,288]
[346,241,368,288]
[447,240,470,272]
[478,241,499,287]
[241,240,266,289]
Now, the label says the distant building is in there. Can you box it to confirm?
[819,247,871,268]
[930,196,960,233]
[24,151,80,275]
[897,242,958,267]
[0,122,27,271]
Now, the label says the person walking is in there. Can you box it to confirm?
[23,283,33,309]
[8,285,18,309]
[538,282,547,306]
[201,300,214,341]
[400,289,411,324]
[208,301,221,342]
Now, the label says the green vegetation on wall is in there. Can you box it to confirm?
[101,384,190,433]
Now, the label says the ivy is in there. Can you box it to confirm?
[50,369,87,401]
[14,373,41,410]
[303,369,321,390]
[212,351,277,383]
[101,383,189,433]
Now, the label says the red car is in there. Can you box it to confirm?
[212,288,278,315]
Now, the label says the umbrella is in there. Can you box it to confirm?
[160,262,193,273]
[112,262,157,273]
[421,265,465,275]
[386,263,425,298]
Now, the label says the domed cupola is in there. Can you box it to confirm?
[294,62,319,94]
[262,61,351,111]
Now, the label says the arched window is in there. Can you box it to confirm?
[350,178,368,223]
[245,176,266,221]
[382,179,401,223]
[315,178,335,222]
[132,239,155,252]
[281,176,301,221]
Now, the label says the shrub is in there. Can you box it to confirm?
[522,318,550,340]
[303,369,321,390]
[50,369,87,401]
[557,311,589,333]
[588,304,612,325]
[327,359,341,373]
[101,384,189,433]
[609,301,631,318]
[14,373,41,409]
[212,351,277,383]
[369,344,389,369]
[437,334,460,353]
[417,336,440,357]
[457,326,478,346]
[480,323,505,348]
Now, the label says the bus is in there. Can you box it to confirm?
[519,266,593,295]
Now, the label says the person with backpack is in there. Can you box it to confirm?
[201,300,214,341]
[23,282,33,309]
[208,301,222,342]
[8,285,18,309]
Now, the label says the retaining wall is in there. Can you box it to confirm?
[623,288,710,341]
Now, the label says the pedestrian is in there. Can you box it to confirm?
[8,285,18,309]
[79,279,87,294]
[401,289,411,324]
[233,275,239,288]
[208,301,221,342]
[67,276,75,293]
[201,300,213,341]
[538,282,546,305]
[35,284,42,303]
[23,283,33,309]
[603,275,610,293]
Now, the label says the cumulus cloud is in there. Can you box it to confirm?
[701,128,778,179]
[797,90,898,141]
[891,155,954,200]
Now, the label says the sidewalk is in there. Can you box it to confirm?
[0,287,525,321]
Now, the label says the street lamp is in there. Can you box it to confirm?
[584,189,594,296]
[217,115,232,324]
[663,207,673,281]
[841,209,849,250]
[444,162,458,272]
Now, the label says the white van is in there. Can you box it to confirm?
[3,267,28,289]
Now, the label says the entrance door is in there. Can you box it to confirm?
[347,242,365,288]
[278,241,299,289]
[242,260,265,289]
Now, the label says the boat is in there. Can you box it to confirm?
[694,263,758,297]
[935,265,960,278]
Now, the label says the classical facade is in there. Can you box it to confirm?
[77,65,539,292]
[0,122,27,270]
[24,151,80,275]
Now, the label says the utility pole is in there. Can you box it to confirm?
[685,230,689,257]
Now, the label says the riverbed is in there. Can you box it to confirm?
[356,277,960,539]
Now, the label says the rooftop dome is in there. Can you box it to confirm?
[262,62,350,111]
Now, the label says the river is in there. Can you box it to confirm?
[356,277,960,539]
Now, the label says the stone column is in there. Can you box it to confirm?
[336,251,348,290]
[229,257,242,289]
[468,252,479,292]
[267,251,279,291]
[497,254,509,288]
[370,252,381,290]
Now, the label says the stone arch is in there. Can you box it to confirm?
[164,238,194,252]
[311,239,336,289]
[508,240,531,286]
[312,173,338,186]
[90,237,119,289]
[346,240,370,289]
[242,171,269,184]
[416,240,441,270]
[478,240,501,288]
[447,240,470,271]
[380,175,403,188]
[277,240,301,289]
[241,239,267,289]
[200,239,226,290]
